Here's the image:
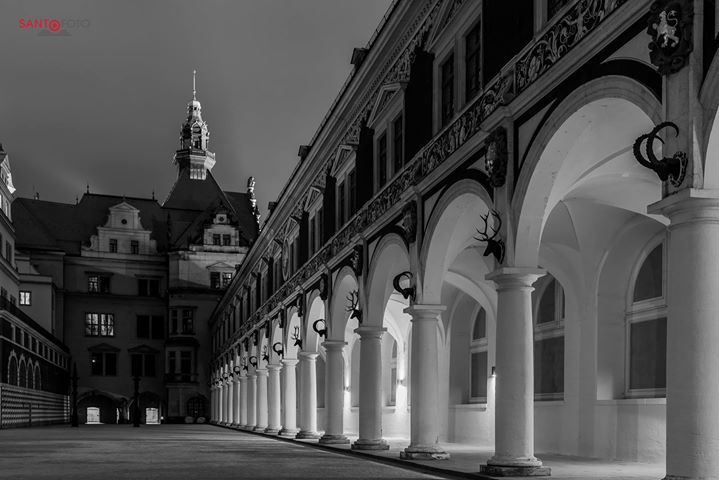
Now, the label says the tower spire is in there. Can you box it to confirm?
[192,69,196,101]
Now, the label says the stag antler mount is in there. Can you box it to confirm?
[633,121,687,187]
[346,290,363,324]
[291,326,303,350]
[262,345,269,364]
[475,209,505,264]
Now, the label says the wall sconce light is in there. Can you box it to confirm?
[343,386,351,393]
[233,366,242,375]
[398,378,406,387]
[392,271,415,302]
[490,366,496,378]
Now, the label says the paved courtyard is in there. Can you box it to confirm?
[0,424,445,479]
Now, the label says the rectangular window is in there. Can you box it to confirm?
[131,353,156,377]
[168,351,177,373]
[465,22,481,100]
[182,309,194,334]
[170,309,178,334]
[88,275,110,293]
[534,336,565,396]
[212,234,221,246]
[629,317,667,391]
[308,215,315,255]
[180,351,192,375]
[348,170,357,216]
[210,272,220,289]
[5,241,12,264]
[470,350,488,400]
[85,313,115,337]
[316,207,324,245]
[221,272,233,288]
[390,367,397,406]
[337,182,345,226]
[136,315,150,338]
[130,240,139,254]
[393,115,404,174]
[441,54,455,126]
[109,239,118,253]
[19,291,31,306]
[222,234,231,246]
[138,279,160,296]
[91,352,117,376]
[377,133,388,188]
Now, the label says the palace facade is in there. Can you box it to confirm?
[208,0,719,478]
[10,87,260,424]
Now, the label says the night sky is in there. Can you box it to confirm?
[0,0,391,216]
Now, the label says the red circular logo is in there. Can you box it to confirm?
[48,19,61,32]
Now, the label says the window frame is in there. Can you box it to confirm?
[625,238,667,399]
[469,305,489,404]
[19,290,31,306]
[532,274,565,401]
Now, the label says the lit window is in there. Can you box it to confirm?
[109,239,118,253]
[85,313,115,337]
[88,275,110,294]
[210,272,220,289]
[19,291,30,306]
[221,272,233,288]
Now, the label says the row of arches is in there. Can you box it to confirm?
[6,351,42,390]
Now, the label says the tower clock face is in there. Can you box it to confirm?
[281,237,290,281]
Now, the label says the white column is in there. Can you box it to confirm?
[227,378,235,425]
[352,326,389,450]
[245,373,257,429]
[297,352,320,439]
[481,267,549,477]
[225,380,232,424]
[232,376,241,427]
[210,385,216,422]
[401,305,449,459]
[265,364,282,434]
[320,340,349,444]
[239,374,248,427]
[254,369,269,432]
[279,358,299,437]
[219,381,226,424]
[650,192,719,479]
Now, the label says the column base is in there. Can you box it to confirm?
[319,434,350,445]
[241,425,255,431]
[279,428,299,438]
[400,445,450,460]
[480,463,551,477]
[253,426,268,432]
[263,427,281,434]
[296,430,321,439]
[352,438,390,450]
[230,423,240,428]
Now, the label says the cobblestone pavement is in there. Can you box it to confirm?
[0,424,445,479]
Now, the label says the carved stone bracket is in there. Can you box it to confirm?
[401,202,417,244]
[647,0,693,75]
[349,245,363,278]
[485,127,508,188]
[318,273,329,301]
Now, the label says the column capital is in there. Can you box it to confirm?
[281,358,299,367]
[648,188,719,225]
[322,340,347,351]
[298,351,320,361]
[256,368,269,377]
[485,267,545,288]
[404,304,446,321]
[354,325,386,339]
[267,363,282,371]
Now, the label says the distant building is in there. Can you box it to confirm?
[12,85,259,424]
[0,144,71,429]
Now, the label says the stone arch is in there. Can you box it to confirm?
[365,233,411,326]
[7,351,18,385]
[303,291,325,355]
[513,76,663,267]
[285,307,302,359]
[269,319,284,364]
[328,266,360,342]
[421,178,495,305]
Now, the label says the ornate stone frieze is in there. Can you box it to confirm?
[485,127,508,188]
[514,0,627,93]
[647,0,693,74]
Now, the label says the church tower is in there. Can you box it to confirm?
[173,70,215,180]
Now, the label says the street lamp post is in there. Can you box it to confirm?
[132,376,140,428]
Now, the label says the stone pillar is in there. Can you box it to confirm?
[480,267,549,477]
[210,385,216,422]
[254,369,269,432]
[227,378,236,425]
[649,191,719,480]
[297,351,321,439]
[266,364,282,434]
[401,305,449,459]
[232,376,241,427]
[219,381,226,424]
[279,358,299,437]
[239,374,248,427]
[352,326,389,450]
[245,373,257,430]
[320,340,349,444]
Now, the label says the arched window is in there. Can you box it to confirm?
[389,339,398,406]
[18,360,26,388]
[533,275,565,400]
[470,306,488,402]
[7,355,17,385]
[626,242,666,397]
[34,364,41,390]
